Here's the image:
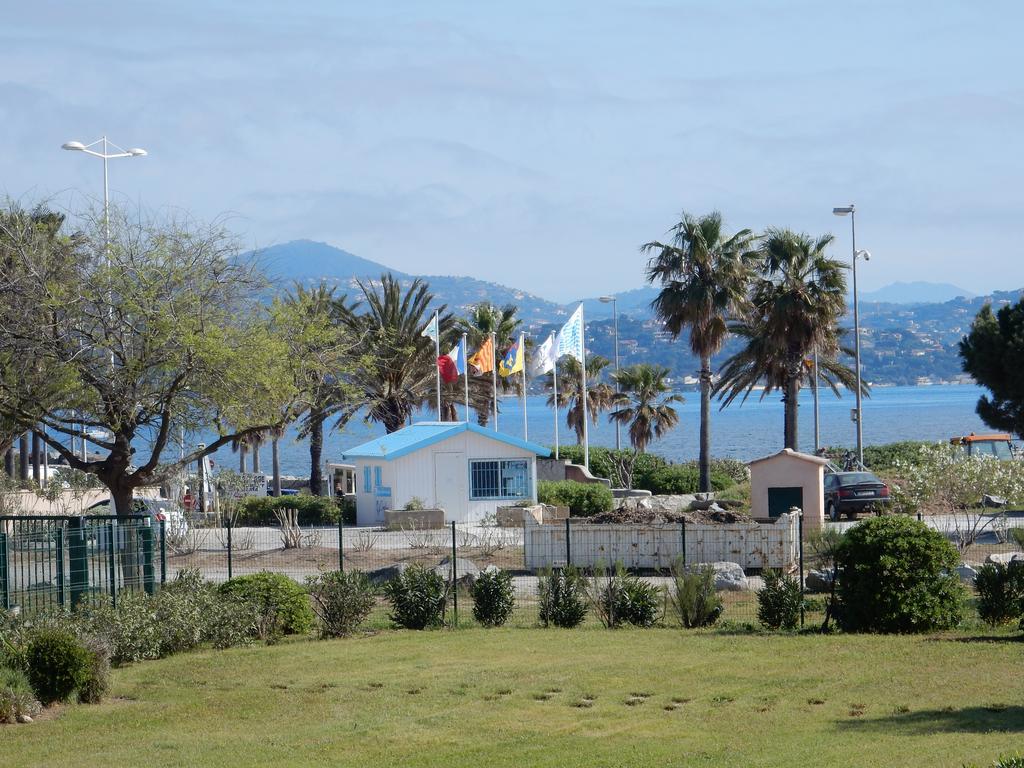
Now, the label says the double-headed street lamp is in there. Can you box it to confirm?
[599,295,620,451]
[832,204,871,468]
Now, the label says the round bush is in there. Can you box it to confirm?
[599,571,661,628]
[235,495,341,526]
[537,480,613,517]
[306,571,375,638]
[757,570,802,630]
[219,572,315,637]
[24,628,92,705]
[835,516,966,633]
[974,562,1024,626]
[471,569,515,627]
[0,666,40,723]
[383,564,447,630]
[646,466,731,495]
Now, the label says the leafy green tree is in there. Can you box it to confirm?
[0,204,300,516]
[338,274,449,433]
[960,299,1024,438]
[609,364,683,453]
[544,355,615,444]
[644,211,756,490]
[715,228,858,450]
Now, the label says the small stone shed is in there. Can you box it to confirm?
[748,448,828,530]
[340,421,550,526]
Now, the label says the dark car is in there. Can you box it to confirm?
[824,471,891,521]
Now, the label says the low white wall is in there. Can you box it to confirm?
[523,511,801,571]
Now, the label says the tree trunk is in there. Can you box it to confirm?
[784,374,800,451]
[309,416,324,496]
[239,445,247,473]
[4,447,13,478]
[271,437,281,497]
[699,355,712,493]
[31,431,41,483]
[252,442,261,474]
[18,433,28,481]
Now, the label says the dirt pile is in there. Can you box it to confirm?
[586,496,752,525]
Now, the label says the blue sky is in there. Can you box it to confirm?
[2,1,1021,300]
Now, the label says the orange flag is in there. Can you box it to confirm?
[468,336,494,374]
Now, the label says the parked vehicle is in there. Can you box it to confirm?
[949,433,1019,460]
[824,471,891,521]
[86,498,189,536]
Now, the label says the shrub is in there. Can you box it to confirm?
[669,563,723,628]
[235,495,341,526]
[219,572,315,639]
[537,480,613,517]
[835,515,966,633]
[383,564,447,629]
[0,666,40,723]
[24,628,91,705]
[757,570,803,630]
[471,569,515,627]
[156,569,223,654]
[646,466,731,495]
[592,566,661,628]
[306,571,375,638]
[76,635,111,704]
[975,562,1024,626]
[538,566,588,628]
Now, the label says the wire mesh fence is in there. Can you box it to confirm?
[3,508,1022,628]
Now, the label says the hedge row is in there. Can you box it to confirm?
[234,495,354,526]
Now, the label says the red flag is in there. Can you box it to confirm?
[437,355,459,384]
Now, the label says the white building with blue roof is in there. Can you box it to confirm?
[340,421,551,526]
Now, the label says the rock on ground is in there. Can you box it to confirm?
[593,495,752,525]
[689,561,748,591]
[365,562,410,586]
[434,556,481,585]
[986,552,1024,565]
[804,569,835,593]
[955,564,979,585]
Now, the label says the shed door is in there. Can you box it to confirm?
[434,452,467,521]
[768,486,803,518]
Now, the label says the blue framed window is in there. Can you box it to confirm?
[469,459,530,500]
[363,466,371,493]
[374,466,382,488]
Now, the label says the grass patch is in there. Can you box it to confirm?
[2,629,1023,767]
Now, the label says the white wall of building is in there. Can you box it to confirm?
[352,431,540,526]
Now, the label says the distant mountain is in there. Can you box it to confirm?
[858,281,975,304]
[257,240,405,284]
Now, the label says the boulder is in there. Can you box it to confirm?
[804,569,835,593]
[986,552,1024,566]
[434,556,481,586]
[365,562,410,586]
[955,564,978,585]
[692,561,748,591]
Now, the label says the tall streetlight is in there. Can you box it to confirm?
[832,204,869,467]
[599,295,620,450]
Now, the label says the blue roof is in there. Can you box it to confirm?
[340,422,552,462]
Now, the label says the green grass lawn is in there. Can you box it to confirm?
[4,628,1023,768]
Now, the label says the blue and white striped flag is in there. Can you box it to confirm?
[556,304,584,362]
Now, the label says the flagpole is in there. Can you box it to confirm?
[491,331,498,431]
[462,332,470,423]
[434,310,442,421]
[520,332,528,441]
[553,343,560,460]
[579,303,589,470]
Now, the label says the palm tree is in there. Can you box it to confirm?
[714,228,858,450]
[644,210,756,491]
[339,274,450,434]
[455,303,523,426]
[609,364,684,453]
[544,356,616,444]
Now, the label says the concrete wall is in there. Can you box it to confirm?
[537,458,611,487]
[523,511,800,571]
[8,487,161,516]
[749,450,826,531]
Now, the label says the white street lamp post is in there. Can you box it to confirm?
[599,296,620,451]
[832,204,870,468]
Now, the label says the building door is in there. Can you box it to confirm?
[767,486,803,518]
[434,452,467,522]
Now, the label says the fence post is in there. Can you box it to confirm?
[680,518,686,569]
[0,531,8,611]
[141,523,155,596]
[797,509,805,629]
[69,517,88,609]
[565,517,571,567]
[55,527,65,607]
[226,516,233,580]
[159,520,167,585]
[338,516,344,573]
[107,522,117,608]
[450,520,458,628]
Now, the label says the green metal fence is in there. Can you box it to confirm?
[0,515,161,614]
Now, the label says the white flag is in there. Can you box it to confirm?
[421,313,439,342]
[530,333,557,376]
[556,304,584,362]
